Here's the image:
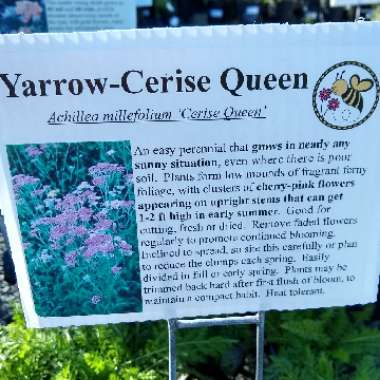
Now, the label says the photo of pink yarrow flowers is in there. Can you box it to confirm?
[7,140,142,317]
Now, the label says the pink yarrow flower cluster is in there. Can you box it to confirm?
[25,145,44,158]
[89,163,125,177]
[12,174,39,194]
[16,152,135,275]
[89,163,126,187]
[84,234,114,258]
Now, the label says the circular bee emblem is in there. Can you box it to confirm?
[313,61,380,130]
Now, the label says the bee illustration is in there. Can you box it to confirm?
[332,72,374,113]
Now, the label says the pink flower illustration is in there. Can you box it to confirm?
[328,98,340,111]
[319,88,332,102]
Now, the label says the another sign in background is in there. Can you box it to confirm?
[330,0,380,6]
[45,0,137,32]
[0,0,47,34]
[0,0,139,34]
[136,0,153,6]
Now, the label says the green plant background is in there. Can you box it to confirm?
[6,141,142,317]
[0,304,379,380]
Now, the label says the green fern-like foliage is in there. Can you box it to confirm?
[0,304,163,380]
[0,305,241,380]
[1,304,380,379]
[265,306,380,380]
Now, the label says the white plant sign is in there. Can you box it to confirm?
[0,23,379,328]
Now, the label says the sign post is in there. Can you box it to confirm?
[168,313,266,380]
